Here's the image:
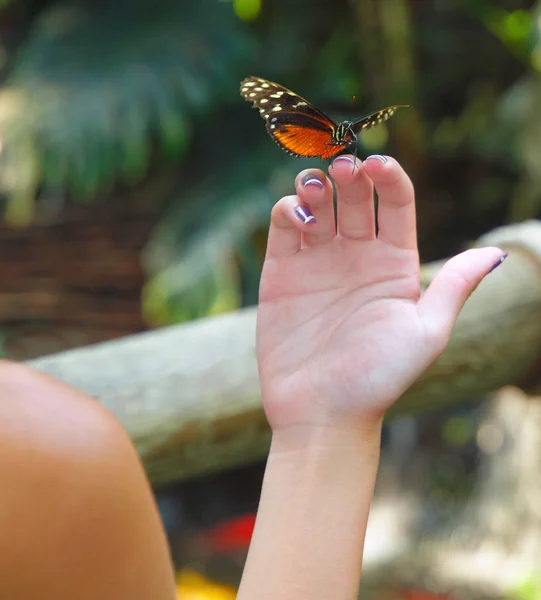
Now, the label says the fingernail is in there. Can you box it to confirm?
[332,155,357,168]
[365,154,388,163]
[302,174,324,189]
[295,205,316,224]
[489,252,508,273]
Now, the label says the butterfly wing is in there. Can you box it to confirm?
[270,121,346,160]
[240,76,345,159]
[352,105,408,134]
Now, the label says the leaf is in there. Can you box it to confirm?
[0,0,253,217]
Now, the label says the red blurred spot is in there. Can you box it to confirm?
[205,512,257,554]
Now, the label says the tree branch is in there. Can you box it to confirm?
[28,220,541,486]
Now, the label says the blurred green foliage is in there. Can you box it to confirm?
[508,573,541,600]
[0,0,540,326]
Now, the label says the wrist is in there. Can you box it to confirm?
[269,416,384,456]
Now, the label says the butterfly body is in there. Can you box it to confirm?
[332,120,357,150]
[240,76,407,161]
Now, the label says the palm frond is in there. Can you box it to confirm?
[0,0,252,224]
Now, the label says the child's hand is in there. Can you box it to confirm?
[256,155,506,435]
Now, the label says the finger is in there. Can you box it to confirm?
[363,155,416,250]
[294,169,335,247]
[265,194,316,259]
[418,247,507,353]
[328,155,376,240]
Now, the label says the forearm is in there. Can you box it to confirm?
[237,419,383,600]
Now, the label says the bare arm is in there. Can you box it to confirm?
[238,423,382,600]
[238,154,507,599]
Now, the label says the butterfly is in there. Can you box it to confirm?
[240,76,408,161]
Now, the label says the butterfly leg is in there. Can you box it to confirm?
[323,140,336,169]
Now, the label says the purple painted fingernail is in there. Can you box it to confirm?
[489,252,508,273]
[366,154,388,163]
[295,205,316,225]
[302,174,324,188]
[332,155,357,168]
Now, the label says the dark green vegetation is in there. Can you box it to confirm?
[0,0,539,327]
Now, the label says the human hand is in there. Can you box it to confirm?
[256,155,506,435]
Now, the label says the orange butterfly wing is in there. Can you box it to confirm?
[272,124,347,159]
[240,76,349,159]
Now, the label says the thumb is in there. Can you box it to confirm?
[417,247,508,352]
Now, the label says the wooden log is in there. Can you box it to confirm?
[28,220,541,486]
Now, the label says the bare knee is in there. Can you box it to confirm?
[0,358,124,455]
[0,360,176,599]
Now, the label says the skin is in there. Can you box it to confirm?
[0,155,504,599]
[238,154,505,600]
[0,360,177,600]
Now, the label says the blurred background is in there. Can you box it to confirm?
[0,0,540,598]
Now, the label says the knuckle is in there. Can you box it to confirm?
[443,266,471,293]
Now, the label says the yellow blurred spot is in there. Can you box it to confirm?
[234,0,261,21]
[5,191,35,229]
[531,46,541,72]
[359,124,389,150]
[176,568,237,600]
[207,256,241,317]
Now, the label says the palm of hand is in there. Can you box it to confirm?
[255,156,503,432]
[257,236,429,428]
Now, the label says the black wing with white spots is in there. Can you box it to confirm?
[351,106,407,134]
[240,76,336,131]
